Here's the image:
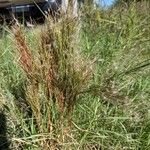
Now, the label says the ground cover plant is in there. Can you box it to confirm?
[0,1,150,149]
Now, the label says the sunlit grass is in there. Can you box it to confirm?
[0,1,150,149]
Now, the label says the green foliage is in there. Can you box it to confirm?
[114,0,150,7]
[0,1,150,149]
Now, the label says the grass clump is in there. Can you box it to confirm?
[0,1,150,149]
[8,9,93,149]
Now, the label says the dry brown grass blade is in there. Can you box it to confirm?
[13,25,43,131]
[13,25,33,76]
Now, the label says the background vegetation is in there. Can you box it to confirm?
[0,0,150,149]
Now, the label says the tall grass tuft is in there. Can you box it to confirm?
[12,7,93,149]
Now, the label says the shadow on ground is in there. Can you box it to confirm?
[0,111,10,150]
